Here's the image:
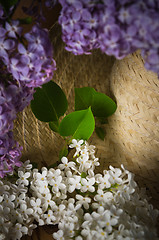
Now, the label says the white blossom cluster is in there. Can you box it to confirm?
[0,139,159,240]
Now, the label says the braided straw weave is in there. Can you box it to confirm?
[13,23,159,239]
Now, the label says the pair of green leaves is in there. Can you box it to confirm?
[31,81,117,141]
[31,81,95,140]
[75,87,116,118]
[75,87,117,141]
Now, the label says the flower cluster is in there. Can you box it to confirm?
[0,64,33,178]
[0,3,57,177]
[0,140,158,239]
[0,7,56,88]
[58,0,159,76]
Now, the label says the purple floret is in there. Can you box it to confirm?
[0,132,22,178]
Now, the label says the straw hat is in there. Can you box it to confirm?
[14,23,159,239]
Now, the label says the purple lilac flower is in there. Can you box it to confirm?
[45,0,58,8]
[0,82,16,136]
[0,3,57,177]
[0,141,22,178]
[58,0,101,55]
[5,24,57,88]
[5,20,23,38]
[7,83,34,112]
[0,5,56,88]
[0,132,15,155]
[0,131,22,178]
[0,63,34,178]
[59,0,159,76]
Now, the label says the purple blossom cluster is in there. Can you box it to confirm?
[0,132,22,178]
[0,64,34,178]
[0,3,56,177]
[58,0,159,75]
[0,19,56,87]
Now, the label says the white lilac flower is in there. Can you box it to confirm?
[84,141,95,155]
[68,226,76,238]
[121,185,135,201]
[27,223,37,236]
[11,183,27,194]
[12,223,28,239]
[0,195,3,203]
[53,229,65,240]
[81,227,93,240]
[69,139,84,149]
[94,189,113,203]
[99,210,118,233]
[58,156,75,170]
[94,227,108,239]
[76,156,91,172]
[0,233,5,240]
[69,139,84,156]
[10,209,23,224]
[68,175,81,193]
[41,192,55,212]
[108,166,123,184]
[3,194,15,209]
[19,203,33,219]
[44,209,56,224]
[34,170,47,183]
[18,160,32,172]
[79,147,89,160]
[17,171,30,186]
[51,175,66,193]
[0,180,9,195]
[52,191,67,203]
[0,219,13,235]
[30,198,42,214]
[110,205,123,217]
[37,181,50,195]
[76,194,91,209]
[80,177,95,192]
[75,236,83,240]
[98,174,111,189]
[14,193,26,207]
[89,157,100,170]
[47,168,61,185]
[67,201,81,216]
[52,204,66,221]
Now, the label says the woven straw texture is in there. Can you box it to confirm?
[13,23,159,239]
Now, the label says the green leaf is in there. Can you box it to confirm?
[48,162,60,169]
[49,121,59,133]
[95,127,106,141]
[59,146,68,160]
[31,81,68,122]
[97,117,108,124]
[32,162,38,169]
[18,17,32,24]
[75,87,94,110]
[0,0,18,12]
[81,172,87,178]
[92,91,117,118]
[59,108,95,140]
[75,87,117,118]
